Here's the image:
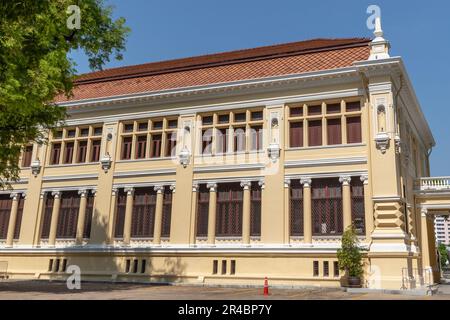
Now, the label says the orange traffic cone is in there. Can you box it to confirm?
[263,277,269,296]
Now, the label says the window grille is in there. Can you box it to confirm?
[83,194,95,238]
[216,183,243,237]
[308,120,322,146]
[347,116,362,143]
[290,180,304,236]
[121,137,132,160]
[289,122,304,148]
[250,182,261,237]
[57,191,80,239]
[327,118,342,145]
[351,179,365,235]
[312,178,343,236]
[114,190,127,238]
[161,188,172,237]
[21,145,33,167]
[41,195,54,239]
[13,197,25,240]
[51,143,61,164]
[323,261,329,277]
[0,195,12,239]
[150,134,162,158]
[313,261,319,276]
[196,185,209,237]
[131,188,156,238]
[63,142,74,164]
[77,141,87,163]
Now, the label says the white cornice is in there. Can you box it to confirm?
[285,170,368,180]
[113,168,176,178]
[284,156,367,168]
[193,163,265,173]
[42,173,99,182]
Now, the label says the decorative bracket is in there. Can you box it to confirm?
[31,159,41,177]
[375,133,390,154]
[100,154,112,173]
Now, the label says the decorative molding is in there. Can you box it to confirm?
[192,183,199,192]
[286,170,368,181]
[154,185,165,193]
[10,193,20,201]
[375,133,390,154]
[284,156,367,168]
[169,184,176,193]
[51,191,62,199]
[258,180,265,190]
[300,178,312,188]
[267,142,280,163]
[339,175,352,186]
[178,146,191,168]
[113,181,176,190]
[30,160,41,177]
[111,188,119,196]
[206,182,218,192]
[284,178,291,188]
[240,181,252,190]
[78,189,88,197]
[193,163,264,173]
[113,168,176,178]
[360,175,369,185]
[42,174,99,182]
[194,176,263,185]
[124,187,134,196]
[100,154,112,173]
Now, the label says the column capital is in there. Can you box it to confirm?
[91,189,97,197]
[192,183,199,192]
[124,187,134,196]
[10,192,20,201]
[78,189,89,198]
[51,191,62,199]
[40,191,47,200]
[300,177,312,188]
[284,178,291,188]
[207,182,218,192]
[339,175,352,186]
[170,184,176,193]
[154,185,165,193]
[360,175,369,185]
[258,179,265,190]
[111,188,119,196]
[240,180,252,190]
[421,208,428,217]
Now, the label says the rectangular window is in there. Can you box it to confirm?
[133,260,138,274]
[308,105,322,116]
[131,188,156,238]
[290,106,303,117]
[114,190,127,238]
[56,191,80,239]
[124,123,134,133]
[347,116,362,144]
[308,120,322,147]
[80,128,89,137]
[161,189,172,238]
[346,101,361,112]
[290,181,304,236]
[125,259,131,273]
[202,116,213,126]
[54,259,60,272]
[77,141,87,163]
[216,183,243,237]
[94,127,103,136]
[251,111,263,121]
[313,261,319,277]
[121,137,132,160]
[83,194,94,239]
[135,135,147,159]
[48,259,54,272]
[334,261,340,277]
[50,143,61,165]
[327,118,342,145]
[21,145,33,167]
[250,126,263,151]
[138,122,148,131]
[221,260,227,275]
[218,114,229,124]
[326,103,341,114]
[168,120,178,129]
[212,260,218,274]
[196,185,209,237]
[312,178,343,236]
[0,195,12,240]
[351,179,366,235]
[233,127,246,152]
[250,182,262,237]
[61,259,67,272]
[67,129,76,138]
[152,121,163,130]
[150,134,162,158]
[202,130,212,155]
[289,122,303,148]
[90,140,101,162]
[230,260,236,275]
[216,128,228,154]
[13,197,24,240]
[323,261,329,277]
[63,142,74,164]
[234,113,246,122]
[141,260,146,274]
[165,132,177,157]
[41,195,54,239]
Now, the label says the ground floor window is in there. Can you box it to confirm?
[250,182,261,237]
[290,180,304,236]
[131,188,156,238]
[114,190,127,238]
[0,195,12,240]
[196,185,209,237]
[312,178,343,236]
[161,188,172,238]
[351,179,365,235]
[57,191,80,239]
[41,195,54,239]
[216,183,243,237]
[83,194,95,239]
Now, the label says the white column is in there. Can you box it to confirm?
[360,175,373,237]
[284,178,291,244]
[6,193,21,247]
[340,175,352,231]
[153,185,165,245]
[240,181,252,245]
[48,191,62,246]
[123,187,134,245]
[75,189,88,244]
[189,183,199,245]
[207,182,217,245]
[301,178,312,244]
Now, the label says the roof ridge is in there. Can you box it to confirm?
[75,38,370,84]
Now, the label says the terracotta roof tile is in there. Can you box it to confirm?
[57,38,371,103]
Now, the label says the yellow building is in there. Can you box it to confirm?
[0,23,446,290]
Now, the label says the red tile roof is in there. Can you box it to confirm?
[57,38,371,103]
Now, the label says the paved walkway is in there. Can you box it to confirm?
[0,281,449,300]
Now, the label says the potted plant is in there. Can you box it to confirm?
[337,225,364,288]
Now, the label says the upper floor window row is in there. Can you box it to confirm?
[287,100,363,149]
[200,109,264,155]
[120,118,178,160]
[49,125,103,165]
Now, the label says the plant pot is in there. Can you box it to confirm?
[347,276,362,288]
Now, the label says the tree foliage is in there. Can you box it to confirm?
[438,243,449,269]
[0,0,130,187]
[337,225,365,278]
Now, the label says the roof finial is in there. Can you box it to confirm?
[368,15,390,60]
[374,16,383,38]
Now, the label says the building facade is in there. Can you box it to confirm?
[0,22,446,289]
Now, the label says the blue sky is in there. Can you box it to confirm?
[71,0,450,176]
